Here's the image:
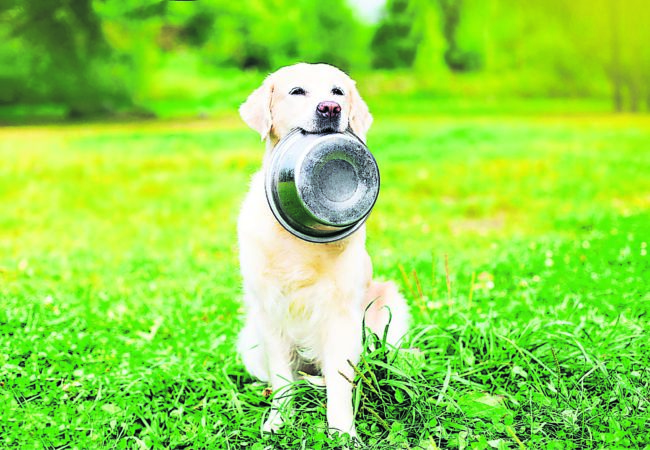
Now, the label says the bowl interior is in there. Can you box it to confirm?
[265,130,380,242]
[296,136,379,227]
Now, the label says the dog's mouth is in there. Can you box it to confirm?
[308,115,342,135]
[301,122,344,135]
[315,126,337,134]
[297,128,339,140]
[299,127,338,136]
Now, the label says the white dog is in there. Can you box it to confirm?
[237,63,410,438]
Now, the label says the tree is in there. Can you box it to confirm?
[1,0,134,117]
[370,0,421,69]
[546,0,650,111]
[437,0,480,71]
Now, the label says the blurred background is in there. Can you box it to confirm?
[1,0,649,121]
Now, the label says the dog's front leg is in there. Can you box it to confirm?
[260,324,294,433]
[322,315,362,438]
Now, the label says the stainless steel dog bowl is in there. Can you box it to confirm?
[265,129,380,243]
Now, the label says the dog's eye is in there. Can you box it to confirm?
[289,87,306,96]
[331,87,344,96]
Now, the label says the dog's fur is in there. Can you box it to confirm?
[237,63,410,437]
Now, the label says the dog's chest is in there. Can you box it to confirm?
[257,231,364,324]
[262,241,351,312]
[239,171,368,325]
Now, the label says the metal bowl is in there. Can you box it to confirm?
[265,129,380,243]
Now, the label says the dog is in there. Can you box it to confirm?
[236,63,410,438]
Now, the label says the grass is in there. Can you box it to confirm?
[1,107,649,449]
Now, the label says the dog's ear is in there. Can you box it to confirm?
[349,83,373,143]
[240,77,273,140]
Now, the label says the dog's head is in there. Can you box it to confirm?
[240,63,373,144]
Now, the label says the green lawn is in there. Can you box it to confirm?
[1,111,649,449]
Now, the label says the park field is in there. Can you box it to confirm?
[1,110,649,449]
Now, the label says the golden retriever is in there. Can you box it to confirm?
[237,63,409,438]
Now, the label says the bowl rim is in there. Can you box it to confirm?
[264,128,379,243]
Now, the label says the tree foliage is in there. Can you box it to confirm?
[0,0,648,115]
[371,0,650,110]
[370,0,420,69]
[0,0,370,116]
[0,0,133,116]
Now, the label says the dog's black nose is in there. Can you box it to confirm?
[316,101,341,119]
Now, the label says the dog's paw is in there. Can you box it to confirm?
[262,409,285,433]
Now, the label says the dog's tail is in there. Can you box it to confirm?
[362,280,410,346]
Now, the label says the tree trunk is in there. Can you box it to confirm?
[609,0,623,112]
[628,80,639,112]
